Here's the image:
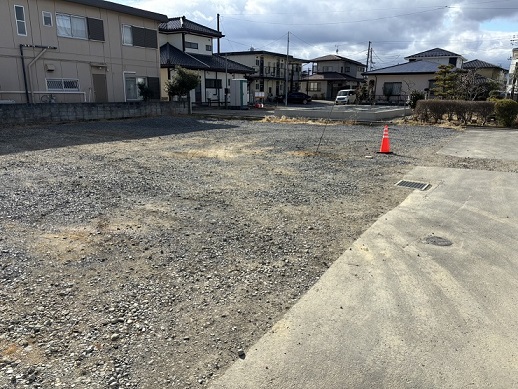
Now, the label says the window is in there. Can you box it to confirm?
[124,76,159,101]
[344,67,351,73]
[57,13,87,39]
[308,82,320,92]
[185,41,198,49]
[205,79,222,89]
[323,66,333,72]
[122,25,157,48]
[383,82,402,96]
[206,45,212,51]
[122,25,133,45]
[42,11,53,27]
[47,78,80,91]
[125,75,145,100]
[15,5,27,36]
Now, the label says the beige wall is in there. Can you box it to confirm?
[160,33,214,55]
[408,57,463,68]
[370,74,434,97]
[476,68,506,85]
[1,0,161,103]
[314,60,365,78]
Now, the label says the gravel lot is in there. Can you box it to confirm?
[1,116,514,388]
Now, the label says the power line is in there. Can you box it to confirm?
[222,7,448,26]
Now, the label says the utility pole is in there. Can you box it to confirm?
[366,41,371,72]
[217,14,220,54]
[510,36,517,100]
[511,62,517,101]
[285,31,289,106]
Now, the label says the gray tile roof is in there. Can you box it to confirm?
[364,60,442,75]
[159,17,223,38]
[309,54,365,67]
[463,59,506,71]
[160,44,255,73]
[64,0,168,21]
[405,47,462,60]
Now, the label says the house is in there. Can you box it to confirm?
[221,50,306,102]
[301,55,366,100]
[405,47,466,68]
[363,61,442,103]
[363,48,467,103]
[0,0,168,104]
[159,16,255,105]
[463,59,507,89]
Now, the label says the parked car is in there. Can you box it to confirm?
[278,92,312,104]
[335,89,356,105]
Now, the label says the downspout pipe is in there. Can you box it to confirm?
[20,45,30,104]
[19,44,58,104]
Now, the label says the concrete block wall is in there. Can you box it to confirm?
[0,102,188,127]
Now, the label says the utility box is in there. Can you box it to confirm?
[229,79,248,109]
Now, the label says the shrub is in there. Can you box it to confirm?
[494,99,518,127]
[408,90,425,109]
[473,101,495,125]
[427,100,449,123]
[415,100,498,125]
[414,100,429,122]
[454,101,473,125]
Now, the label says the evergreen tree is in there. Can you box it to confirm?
[432,64,458,99]
[165,67,200,114]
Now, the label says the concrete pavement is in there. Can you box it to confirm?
[210,129,518,388]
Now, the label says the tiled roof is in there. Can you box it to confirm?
[307,72,363,82]
[364,60,442,75]
[160,43,255,73]
[309,55,365,67]
[405,47,462,59]
[159,17,223,38]
[463,59,506,71]
[64,0,168,21]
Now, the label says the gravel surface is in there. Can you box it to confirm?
[1,116,516,388]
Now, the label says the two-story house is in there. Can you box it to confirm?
[1,0,168,104]
[462,59,507,91]
[363,48,466,103]
[405,48,465,68]
[221,50,306,102]
[301,54,366,100]
[159,16,255,105]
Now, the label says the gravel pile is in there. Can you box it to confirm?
[1,116,515,388]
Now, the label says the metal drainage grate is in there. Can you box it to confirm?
[395,180,430,191]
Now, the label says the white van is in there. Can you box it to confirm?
[335,89,356,105]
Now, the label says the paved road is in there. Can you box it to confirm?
[210,129,518,388]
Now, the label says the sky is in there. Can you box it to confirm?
[121,0,518,71]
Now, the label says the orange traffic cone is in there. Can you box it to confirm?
[377,125,392,154]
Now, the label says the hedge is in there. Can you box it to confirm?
[415,100,496,125]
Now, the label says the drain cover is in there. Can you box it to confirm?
[423,235,453,246]
[396,180,430,191]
